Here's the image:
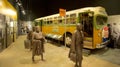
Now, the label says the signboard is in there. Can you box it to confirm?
[59,8,66,16]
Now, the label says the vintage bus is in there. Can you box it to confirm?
[34,6,109,49]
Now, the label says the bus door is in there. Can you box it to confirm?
[79,12,94,49]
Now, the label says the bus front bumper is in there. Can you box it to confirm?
[96,40,110,48]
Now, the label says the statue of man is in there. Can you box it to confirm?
[69,23,84,67]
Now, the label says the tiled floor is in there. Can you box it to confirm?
[0,35,119,67]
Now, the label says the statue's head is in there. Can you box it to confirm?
[76,23,82,31]
[35,26,40,32]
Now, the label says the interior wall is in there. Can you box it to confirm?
[9,0,120,19]
[46,0,120,16]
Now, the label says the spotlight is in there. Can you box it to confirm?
[17,2,22,6]
[21,10,26,15]
[16,0,26,15]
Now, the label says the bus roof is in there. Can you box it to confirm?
[35,6,107,21]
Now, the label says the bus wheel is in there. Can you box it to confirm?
[64,34,72,46]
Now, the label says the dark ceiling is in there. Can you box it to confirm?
[8,0,120,21]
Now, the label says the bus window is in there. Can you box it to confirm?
[70,13,76,24]
[53,20,58,24]
[46,18,49,25]
[53,17,58,24]
[43,19,46,25]
[66,15,69,17]
[46,21,49,24]
[43,21,46,25]
[49,21,53,24]
[34,21,38,26]
[58,19,62,24]
[70,18,76,24]
[49,18,53,24]
[62,18,70,24]
[96,16,107,25]
[66,18,70,24]
[63,15,69,24]
[58,16,62,24]
[46,21,53,25]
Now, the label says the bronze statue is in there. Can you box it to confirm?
[26,30,33,50]
[69,23,84,67]
[32,26,45,62]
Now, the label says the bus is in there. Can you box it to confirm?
[34,6,109,49]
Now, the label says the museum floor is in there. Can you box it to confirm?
[0,35,120,67]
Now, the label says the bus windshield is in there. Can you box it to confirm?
[96,16,107,25]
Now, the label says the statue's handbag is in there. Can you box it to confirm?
[69,51,76,62]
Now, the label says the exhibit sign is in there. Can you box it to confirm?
[59,8,66,17]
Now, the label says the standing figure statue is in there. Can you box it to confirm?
[112,23,120,48]
[32,26,45,62]
[69,23,84,67]
[27,30,33,50]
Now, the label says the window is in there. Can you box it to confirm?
[53,17,58,24]
[43,19,47,25]
[44,21,46,25]
[58,19,62,24]
[96,16,107,25]
[46,18,53,25]
[46,21,53,25]
[70,13,76,24]
[46,21,49,24]
[58,16,62,24]
[49,21,53,24]
[66,18,70,24]
[63,15,69,24]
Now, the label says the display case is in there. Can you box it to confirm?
[5,16,13,47]
[0,14,6,51]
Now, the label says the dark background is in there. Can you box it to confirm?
[9,0,120,21]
